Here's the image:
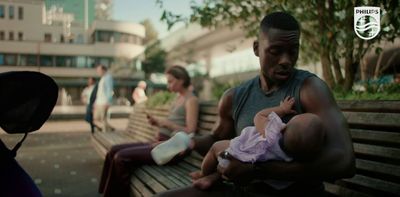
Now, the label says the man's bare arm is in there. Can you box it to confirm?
[256,77,355,180]
[191,89,236,156]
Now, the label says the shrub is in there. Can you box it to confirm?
[146,91,176,107]
[334,83,400,100]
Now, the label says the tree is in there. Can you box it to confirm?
[140,19,167,78]
[141,40,167,78]
[157,0,400,91]
[140,19,159,45]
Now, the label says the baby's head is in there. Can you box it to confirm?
[283,113,325,161]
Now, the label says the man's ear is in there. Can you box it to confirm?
[253,40,259,57]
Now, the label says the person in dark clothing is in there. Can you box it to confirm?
[85,81,101,133]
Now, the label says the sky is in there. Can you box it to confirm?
[112,0,196,38]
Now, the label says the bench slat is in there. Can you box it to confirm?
[141,165,180,189]
[198,122,215,131]
[356,159,400,178]
[341,174,400,195]
[350,129,400,145]
[199,105,218,115]
[354,143,400,160]
[343,112,400,129]
[337,100,400,113]
[183,155,203,168]
[133,168,167,193]
[91,137,108,158]
[198,129,212,136]
[166,165,193,183]
[148,165,188,188]
[199,114,218,123]
[130,174,153,197]
[324,182,371,197]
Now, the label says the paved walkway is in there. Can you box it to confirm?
[0,118,128,197]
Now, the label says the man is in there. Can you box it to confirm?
[93,64,115,132]
[157,12,355,196]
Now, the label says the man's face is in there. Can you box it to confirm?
[96,66,105,76]
[254,28,300,85]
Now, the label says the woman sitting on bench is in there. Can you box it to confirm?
[98,65,199,197]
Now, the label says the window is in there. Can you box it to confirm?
[98,31,112,42]
[0,31,4,40]
[56,56,75,67]
[19,54,37,66]
[60,35,65,43]
[9,5,14,19]
[5,54,16,65]
[76,34,84,44]
[18,32,23,41]
[9,31,14,40]
[0,5,4,18]
[18,6,23,20]
[19,55,27,66]
[40,55,53,67]
[0,54,4,65]
[44,33,52,42]
[120,33,129,42]
[76,56,87,68]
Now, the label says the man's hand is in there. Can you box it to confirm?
[217,151,254,185]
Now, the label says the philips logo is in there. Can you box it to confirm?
[355,9,379,15]
[354,7,380,40]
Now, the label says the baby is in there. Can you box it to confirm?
[190,97,325,190]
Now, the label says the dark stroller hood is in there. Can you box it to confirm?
[0,71,58,134]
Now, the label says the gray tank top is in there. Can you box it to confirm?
[233,69,315,136]
[159,93,194,136]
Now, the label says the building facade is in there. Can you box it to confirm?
[0,0,146,105]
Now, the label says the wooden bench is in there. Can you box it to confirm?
[91,100,400,197]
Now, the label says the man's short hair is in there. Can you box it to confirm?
[260,12,300,33]
[97,64,108,71]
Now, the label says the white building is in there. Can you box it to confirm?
[0,0,146,104]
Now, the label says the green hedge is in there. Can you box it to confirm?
[146,91,176,107]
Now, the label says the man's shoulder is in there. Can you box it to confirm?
[233,76,258,93]
[230,76,258,113]
[294,69,315,77]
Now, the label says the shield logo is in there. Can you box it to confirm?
[354,7,380,40]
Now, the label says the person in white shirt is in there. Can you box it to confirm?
[81,77,95,105]
[132,80,148,104]
[93,64,115,132]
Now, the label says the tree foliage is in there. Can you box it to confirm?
[157,0,400,91]
[141,40,167,78]
[140,19,159,45]
[140,19,167,78]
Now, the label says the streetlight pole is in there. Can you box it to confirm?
[36,41,41,72]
